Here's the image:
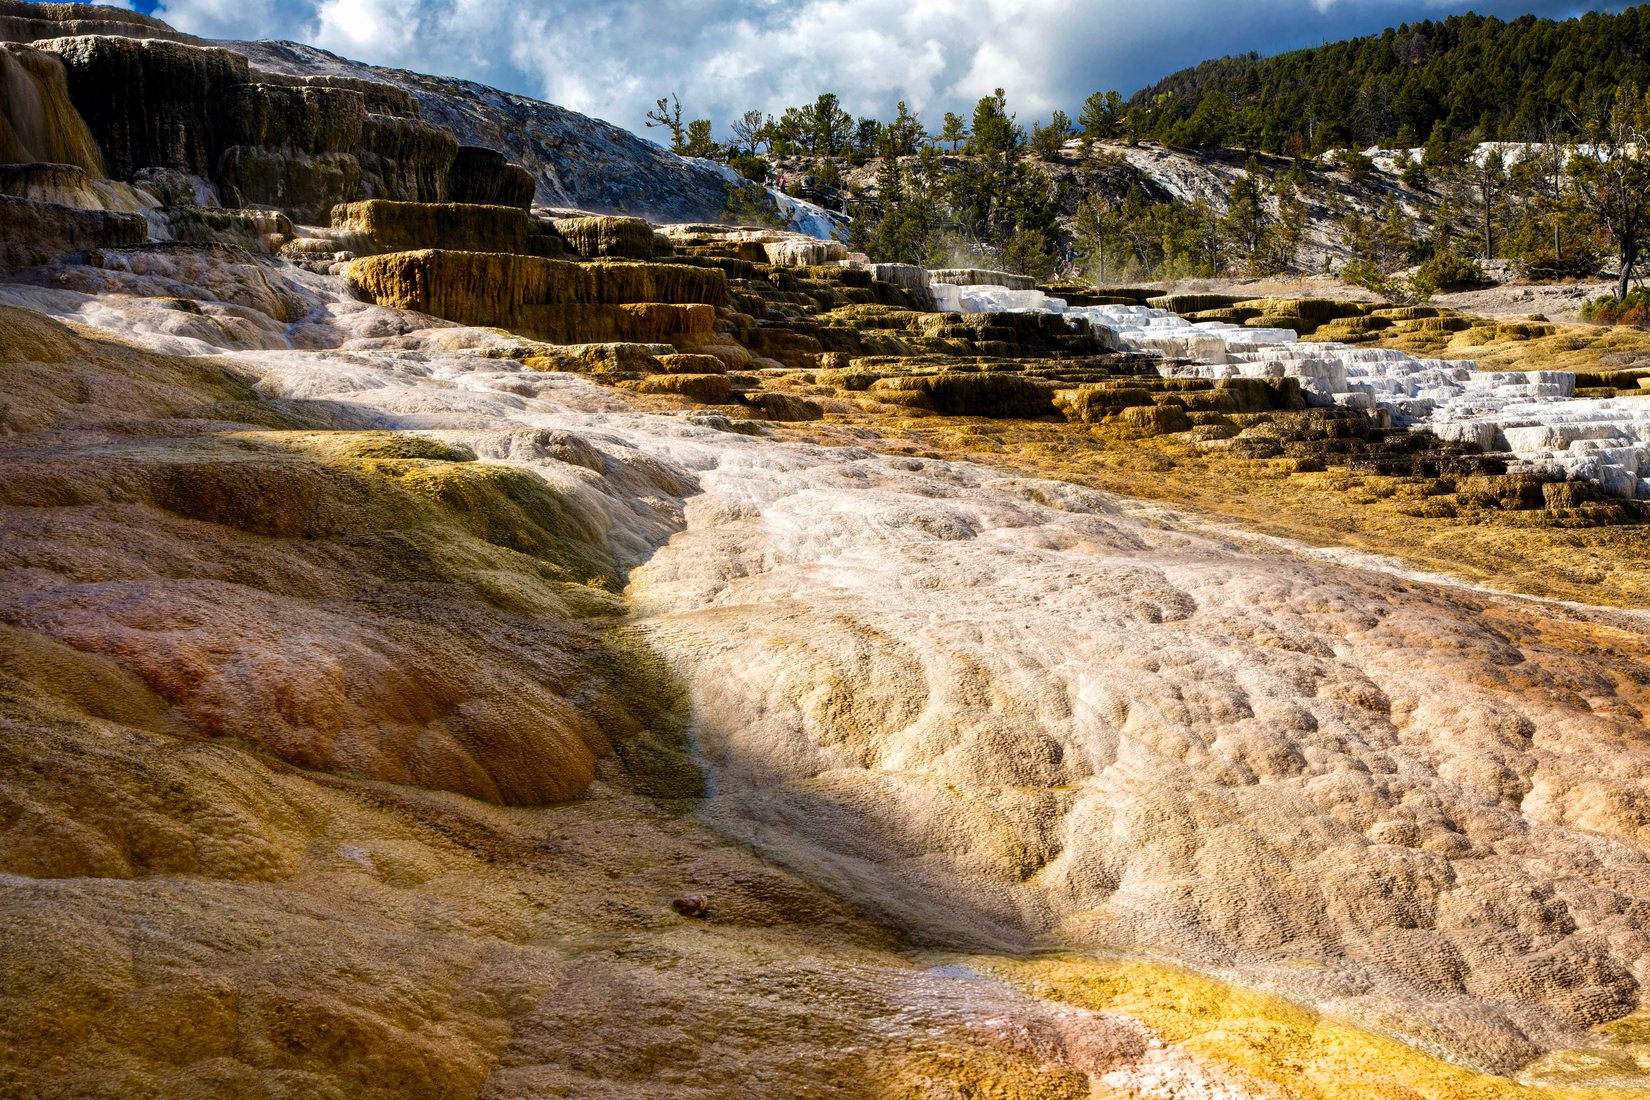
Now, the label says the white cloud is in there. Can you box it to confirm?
[136,0,1608,136]
[313,0,424,57]
[147,0,308,41]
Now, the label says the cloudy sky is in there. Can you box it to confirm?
[109,0,1618,139]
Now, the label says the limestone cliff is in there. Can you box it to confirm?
[0,1,808,232]
[447,144,533,210]
[37,35,247,180]
[0,0,187,43]
[349,249,726,344]
[204,37,744,222]
[28,34,474,218]
[0,6,549,227]
[0,40,99,171]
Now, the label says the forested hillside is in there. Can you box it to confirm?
[645,8,1650,291]
[1130,6,1650,152]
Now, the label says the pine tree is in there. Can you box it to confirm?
[853,118,882,158]
[645,93,686,154]
[1030,111,1071,161]
[1469,148,1507,261]
[1078,91,1124,141]
[682,119,719,159]
[803,93,854,156]
[1570,85,1650,301]
[1270,171,1309,271]
[883,101,926,158]
[1221,158,1272,270]
[968,89,1021,156]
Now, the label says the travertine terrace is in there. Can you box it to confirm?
[2,4,1650,1098]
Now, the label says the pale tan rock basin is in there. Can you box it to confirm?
[0,254,1648,1096]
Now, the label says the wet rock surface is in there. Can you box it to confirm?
[0,40,101,171]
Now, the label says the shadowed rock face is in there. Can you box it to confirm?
[2,25,540,223]
[37,34,249,180]
[225,37,742,221]
[359,113,459,205]
[448,144,533,210]
[31,35,463,218]
[0,192,142,272]
[0,41,100,171]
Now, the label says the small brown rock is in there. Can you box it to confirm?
[672,895,709,918]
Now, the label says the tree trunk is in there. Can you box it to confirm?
[1483,192,1492,261]
[1618,239,1637,303]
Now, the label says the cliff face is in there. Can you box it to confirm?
[447,144,534,209]
[0,40,99,171]
[0,7,540,224]
[224,37,741,222]
[0,0,188,43]
[25,34,479,219]
[37,35,247,180]
[0,3,762,226]
[357,114,460,206]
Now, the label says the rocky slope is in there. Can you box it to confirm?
[805,137,1430,272]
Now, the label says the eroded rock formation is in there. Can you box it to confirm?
[553,215,667,259]
[30,34,468,216]
[0,191,142,272]
[0,16,541,227]
[0,40,99,170]
[38,35,247,180]
[448,144,533,209]
[349,249,726,345]
[330,199,533,255]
